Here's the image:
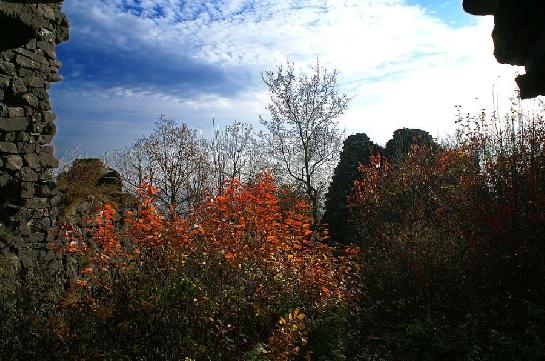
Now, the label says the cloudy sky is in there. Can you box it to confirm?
[51,0,523,157]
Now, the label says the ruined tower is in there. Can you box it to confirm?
[0,0,69,275]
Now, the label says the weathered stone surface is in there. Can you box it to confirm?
[0,116,28,131]
[463,0,545,98]
[11,77,27,93]
[15,54,42,70]
[39,149,58,168]
[37,134,54,144]
[43,111,55,122]
[38,99,51,110]
[22,92,38,107]
[23,152,40,168]
[15,48,47,65]
[26,76,45,88]
[5,155,23,171]
[31,88,49,104]
[1,1,69,281]
[8,107,24,117]
[0,142,18,154]
[0,60,16,74]
[0,75,10,87]
[48,72,62,82]
[21,182,35,199]
[25,198,49,209]
[19,167,38,182]
[36,40,55,59]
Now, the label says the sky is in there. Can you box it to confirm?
[51,0,524,157]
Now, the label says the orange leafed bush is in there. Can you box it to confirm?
[56,172,360,359]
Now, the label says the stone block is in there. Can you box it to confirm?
[15,48,47,65]
[19,167,38,181]
[18,132,31,142]
[17,143,36,153]
[26,76,45,88]
[0,75,10,87]
[23,152,40,168]
[18,68,35,77]
[23,93,39,108]
[30,112,42,123]
[4,132,16,142]
[38,99,51,110]
[32,87,48,99]
[0,116,28,131]
[43,111,56,122]
[39,150,58,168]
[7,107,24,117]
[25,39,37,51]
[0,60,16,75]
[50,59,62,68]
[37,41,55,58]
[11,77,27,93]
[18,223,31,236]
[15,54,42,70]
[44,121,56,136]
[31,208,49,219]
[37,134,54,144]
[25,198,49,210]
[21,182,35,199]
[38,172,52,181]
[0,142,18,154]
[0,172,16,187]
[5,155,23,171]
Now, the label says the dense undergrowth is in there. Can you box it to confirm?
[2,106,545,360]
[2,174,361,360]
[348,108,545,360]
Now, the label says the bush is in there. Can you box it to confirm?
[347,107,545,360]
[51,173,360,360]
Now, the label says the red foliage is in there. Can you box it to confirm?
[57,172,360,359]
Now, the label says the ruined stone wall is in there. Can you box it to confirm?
[463,0,545,99]
[0,0,69,276]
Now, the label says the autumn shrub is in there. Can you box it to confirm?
[348,107,545,360]
[51,173,360,360]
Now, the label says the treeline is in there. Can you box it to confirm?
[101,61,348,225]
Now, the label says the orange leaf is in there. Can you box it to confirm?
[81,267,94,275]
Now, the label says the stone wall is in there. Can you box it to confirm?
[463,0,545,99]
[0,0,69,277]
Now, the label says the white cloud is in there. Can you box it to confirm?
[58,0,525,154]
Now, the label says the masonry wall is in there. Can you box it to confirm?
[0,0,69,277]
[463,0,545,99]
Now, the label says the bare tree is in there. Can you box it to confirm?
[208,119,254,194]
[107,116,210,216]
[104,137,156,193]
[207,120,274,194]
[260,60,349,224]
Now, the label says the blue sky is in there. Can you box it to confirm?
[51,0,521,157]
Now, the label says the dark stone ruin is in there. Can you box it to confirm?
[0,0,69,278]
[463,0,545,99]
